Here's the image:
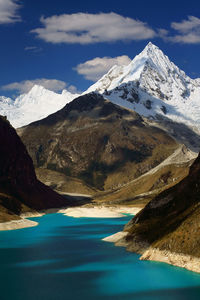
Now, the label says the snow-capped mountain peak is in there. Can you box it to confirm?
[14,85,53,107]
[0,85,80,128]
[86,42,190,97]
[86,43,200,134]
[135,42,174,76]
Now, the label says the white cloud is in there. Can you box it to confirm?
[74,55,131,81]
[164,16,200,44]
[1,79,68,94]
[32,12,156,44]
[0,0,21,24]
[171,16,200,33]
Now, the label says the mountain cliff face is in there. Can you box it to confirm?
[86,43,200,140]
[0,85,79,128]
[120,153,200,272]
[18,93,178,192]
[0,116,70,222]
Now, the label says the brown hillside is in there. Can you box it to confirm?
[18,93,178,191]
[123,153,200,261]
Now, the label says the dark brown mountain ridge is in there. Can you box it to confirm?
[0,116,72,223]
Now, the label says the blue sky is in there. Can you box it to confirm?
[1,0,200,97]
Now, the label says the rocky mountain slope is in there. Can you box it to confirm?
[0,85,79,128]
[95,145,195,207]
[18,93,178,193]
[0,116,71,223]
[86,42,200,138]
[112,152,200,272]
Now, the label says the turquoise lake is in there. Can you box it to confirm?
[0,213,200,300]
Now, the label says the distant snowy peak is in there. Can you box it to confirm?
[86,42,200,134]
[0,85,80,128]
[15,85,78,107]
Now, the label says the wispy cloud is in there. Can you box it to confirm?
[74,55,131,81]
[32,12,156,44]
[160,16,200,44]
[24,46,43,53]
[1,79,68,94]
[0,0,21,24]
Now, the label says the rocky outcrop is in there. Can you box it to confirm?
[18,93,178,192]
[0,116,70,223]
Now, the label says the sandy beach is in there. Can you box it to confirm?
[59,206,142,218]
[0,218,38,231]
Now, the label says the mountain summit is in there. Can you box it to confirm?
[87,42,180,94]
[86,43,200,136]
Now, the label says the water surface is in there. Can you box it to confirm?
[0,213,200,300]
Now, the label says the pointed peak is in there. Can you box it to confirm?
[132,42,170,72]
[146,41,158,49]
[142,42,161,55]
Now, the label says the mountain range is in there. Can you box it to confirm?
[1,43,200,138]
[1,42,196,205]
[1,43,200,151]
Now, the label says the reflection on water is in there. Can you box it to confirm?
[0,213,200,300]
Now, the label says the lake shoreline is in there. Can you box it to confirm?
[103,231,200,274]
[0,205,142,231]
[140,247,200,273]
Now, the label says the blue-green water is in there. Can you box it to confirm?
[0,214,200,300]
